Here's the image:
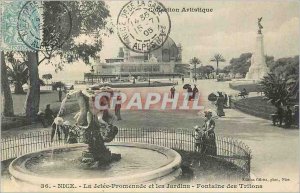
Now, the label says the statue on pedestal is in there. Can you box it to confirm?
[258,17,263,34]
[245,17,269,81]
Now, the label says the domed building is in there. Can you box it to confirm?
[124,37,181,63]
[85,37,185,82]
[151,37,181,63]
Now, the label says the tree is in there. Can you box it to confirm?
[1,2,112,120]
[269,56,299,78]
[5,52,28,94]
[23,1,112,120]
[25,52,40,121]
[261,73,289,105]
[225,53,252,77]
[174,63,190,75]
[219,67,230,75]
[223,54,275,78]
[189,57,201,78]
[260,56,299,106]
[197,65,214,79]
[197,66,206,78]
[210,53,225,75]
[1,51,14,116]
[52,81,65,91]
[265,55,275,68]
[42,74,53,85]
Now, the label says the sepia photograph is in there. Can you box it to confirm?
[1,0,299,192]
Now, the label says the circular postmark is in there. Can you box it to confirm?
[117,0,171,53]
[17,1,43,51]
[17,1,72,51]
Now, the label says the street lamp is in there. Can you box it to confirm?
[90,66,95,85]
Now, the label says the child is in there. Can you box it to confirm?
[193,126,202,152]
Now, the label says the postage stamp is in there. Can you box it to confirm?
[1,0,43,51]
[1,1,71,52]
[117,0,171,53]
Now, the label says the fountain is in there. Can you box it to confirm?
[9,88,182,190]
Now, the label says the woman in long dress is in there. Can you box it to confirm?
[216,92,225,117]
[201,110,217,155]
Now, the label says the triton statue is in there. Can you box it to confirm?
[65,88,120,168]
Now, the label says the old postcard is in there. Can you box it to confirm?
[1,0,299,192]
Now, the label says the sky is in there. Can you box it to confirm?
[39,0,300,82]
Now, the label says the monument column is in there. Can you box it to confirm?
[245,17,269,81]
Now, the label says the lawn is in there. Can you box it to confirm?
[233,96,276,120]
[11,91,73,115]
[114,110,202,131]
[229,82,261,92]
[2,91,78,130]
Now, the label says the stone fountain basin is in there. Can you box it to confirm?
[9,142,182,187]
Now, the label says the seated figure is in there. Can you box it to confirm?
[239,88,248,98]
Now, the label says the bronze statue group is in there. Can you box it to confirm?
[37,89,123,144]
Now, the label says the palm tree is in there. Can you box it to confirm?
[7,63,28,94]
[189,57,201,79]
[210,54,226,75]
[6,52,28,94]
[261,73,290,106]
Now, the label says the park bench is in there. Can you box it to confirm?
[270,113,280,126]
[270,112,298,127]
[238,91,249,98]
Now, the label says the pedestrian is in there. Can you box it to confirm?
[187,85,193,101]
[294,105,299,127]
[182,77,184,84]
[285,105,293,128]
[170,86,175,99]
[228,95,232,108]
[115,91,122,120]
[97,95,115,125]
[44,104,55,126]
[58,87,63,102]
[276,103,284,127]
[192,85,199,99]
[216,92,225,116]
[224,93,228,107]
[200,110,217,155]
